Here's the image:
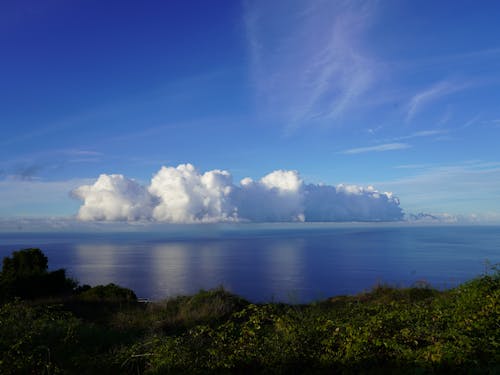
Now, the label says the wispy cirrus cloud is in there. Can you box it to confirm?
[341,142,411,155]
[245,1,378,130]
[390,129,447,142]
[393,163,430,170]
[403,130,446,139]
[406,80,469,122]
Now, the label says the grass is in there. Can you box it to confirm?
[0,269,498,374]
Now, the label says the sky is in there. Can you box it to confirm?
[1,0,500,224]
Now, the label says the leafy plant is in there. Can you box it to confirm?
[0,248,76,301]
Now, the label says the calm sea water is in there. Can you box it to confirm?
[0,224,499,303]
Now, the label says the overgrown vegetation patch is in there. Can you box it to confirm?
[1,249,498,374]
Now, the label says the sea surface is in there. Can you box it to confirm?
[0,224,499,303]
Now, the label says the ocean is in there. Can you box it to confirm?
[0,223,499,303]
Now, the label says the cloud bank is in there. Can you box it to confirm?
[72,164,403,223]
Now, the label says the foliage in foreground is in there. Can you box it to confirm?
[0,249,498,374]
[0,248,76,301]
[118,272,499,374]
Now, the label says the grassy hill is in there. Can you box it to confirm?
[0,249,498,374]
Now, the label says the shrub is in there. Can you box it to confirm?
[0,301,81,374]
[0,248,76,301]
[144,287,249,334]
[78,283,137,302]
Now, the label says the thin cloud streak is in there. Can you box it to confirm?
[393,164,430,170]
[390,130,447,142]
[0,149,103,180]
[406,80,469,122]
[405,130,445,138]
[341,143,411,155]
[460,113,482,129]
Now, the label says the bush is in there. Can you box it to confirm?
[0,301,81,374]
[78,283,137,302]
[1,248,48,278]
[0,248,76,301]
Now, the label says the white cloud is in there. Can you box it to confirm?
[259,169,303,192]
[341,142,411,154]
[304,184,402,222]
[72,174,154,221]
[148,164,237,223]
[234,170,305,222]
[72,163,404,223]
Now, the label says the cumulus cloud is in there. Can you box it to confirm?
[72,174,154,221]
[72,164,404,223]
[148,164,237,223]
[304,184,402,221]
[235,170,305,222]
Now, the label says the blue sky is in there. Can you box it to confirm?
[1,0,500,223]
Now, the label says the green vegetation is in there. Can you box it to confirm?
[0,248,76,301]
[78,283,138,302]
[0,249,498,374]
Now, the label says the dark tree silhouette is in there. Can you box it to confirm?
[2,248,48,278]
[1,248,76,301]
